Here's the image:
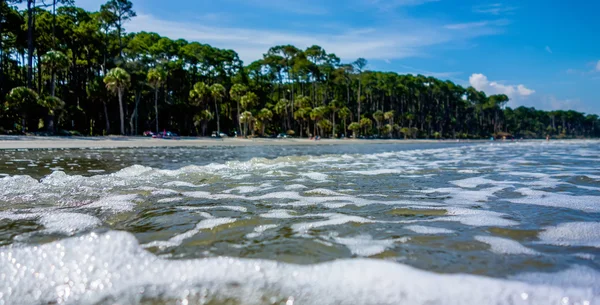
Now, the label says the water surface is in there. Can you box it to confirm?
[1,141,599,305]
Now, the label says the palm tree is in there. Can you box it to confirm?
[384,111,395,137]
[329,99,342,137]
[229,84,247,135]
[256,108,273,136]
[360,117,373,135]
[338,107,351,137]
[190,82,210,107]
[39,96,65,132]
[41,50,69,98]
[104,67,130,135]
[294,107,311,138]
[310,106,328,137]
[193,109,212,136]
[240,111,253,137]
[6,87,39,133]
[373,110,384,135]
[147,68,166,134]
[240,92,259,112]
[274,98,290,130]
[348,122,360,139]
[210,83,226,135]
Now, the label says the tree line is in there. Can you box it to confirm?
[1,0,599,139]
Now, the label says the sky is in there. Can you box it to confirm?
[73,0,600,114]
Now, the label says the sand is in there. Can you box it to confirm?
[0,135,465,150]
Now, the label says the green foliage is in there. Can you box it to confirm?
[0,1,598,138]
[104,67,130,93]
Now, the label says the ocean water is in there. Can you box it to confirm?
[0,141,599,305]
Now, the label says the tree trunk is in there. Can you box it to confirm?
[103,101,111,134]
[237,100,241,136]
[214,97,220,134]
[118,88,125,135]
[332,112,336,138]
[154,88,159,133]
[26,0,34,89]
[51,71,56,97]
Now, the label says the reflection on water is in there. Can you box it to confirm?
[0,140,599,305]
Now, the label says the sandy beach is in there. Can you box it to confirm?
[0,135,465,150]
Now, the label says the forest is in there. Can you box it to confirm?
[1,0,599,139]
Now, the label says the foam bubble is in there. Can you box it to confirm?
[475,236,540,255]
[299,172,330,181]
[163,181,204,188]
[84,194,139,212]
[510,188,600,212]
[246,224,278,238]
[0,231,596,305]
[39,212,102,235]
[538,222,600,248]
[404,225,454,234]
[144,217,236,248]
[292,214,378,233]
[330,234,402,256]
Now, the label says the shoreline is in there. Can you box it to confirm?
[0,135,484,150]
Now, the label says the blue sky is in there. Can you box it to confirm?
[74,0,600,114]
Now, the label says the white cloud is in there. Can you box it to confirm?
[545,46,552,54]
[473,3,518,15]
[444,19,510,30]
[444,21,489,30]
[596,60,600,72]
[127,13,499,63]
[469,73,535,100]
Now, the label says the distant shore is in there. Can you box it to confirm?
[0,135,482,150]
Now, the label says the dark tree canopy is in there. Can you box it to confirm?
[1,1,598,138]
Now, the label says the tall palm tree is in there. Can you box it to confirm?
[6,87,39,133]
[41,50,69,98]
[193,109,213,136]
[373,110,384,135]
[240,111,253,137]
[147,68,166,134]
[104,67,130,135]
[329,99,342,137]
[256,108,273,136]
[338,107,351,137]
[240,92,259,112]
[230,84,247,135]
[210,83,226,135]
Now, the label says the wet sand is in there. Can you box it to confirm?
[0,136,470,150]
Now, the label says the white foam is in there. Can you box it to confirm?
[331,234,400,256]
[404,225,454,234]
[450,176,514,188]
[39,212,101,235]
[299,172,329,181]
[223,186,262,194]
[84,194,139,212]
[538,222,600,248]
[0,231,596,305]
[440,208,519,227]
[157,197,183,203]
[292,214,378,233]
[246,224,278,238]
[163,181,204,188]
[475,236,539,255]
[304,188,345,196]
[347,169,406,176]
[284,184,308,190]
[144,217,235,248]
[260,209,297,219]
[510,188,600,212]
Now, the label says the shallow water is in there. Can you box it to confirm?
[0,141,599,305]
